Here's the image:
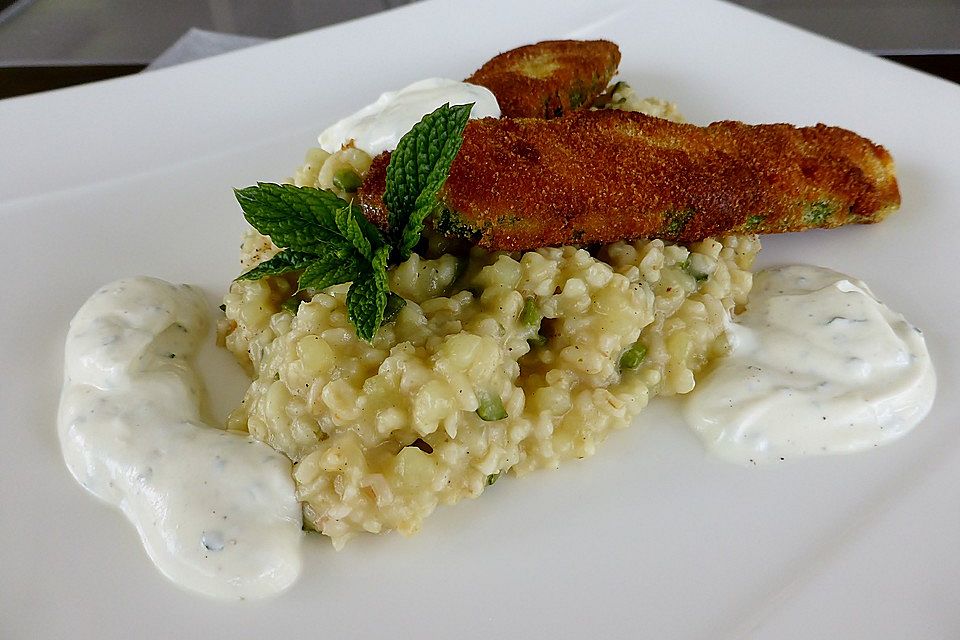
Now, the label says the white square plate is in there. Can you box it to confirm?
[2,1,958,637]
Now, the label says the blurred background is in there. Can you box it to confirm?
[1,0,957,97]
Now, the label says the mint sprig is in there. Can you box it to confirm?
[234,103,470,342]
[235,183,381,338]
[384,102,473,259]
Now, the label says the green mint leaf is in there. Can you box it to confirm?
[353,204,387,248]
[297,246,365,292]
[383,292,406,323]
[398,145,463,258]
[334,205,374,260]
[236,249,318,280]
[346,245,390,342]
[234,183,349,253]
[384,103,473,257]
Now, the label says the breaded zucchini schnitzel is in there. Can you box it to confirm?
[357,109,899,250]
[466,40,621,119]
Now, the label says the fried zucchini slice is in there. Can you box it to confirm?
[357,110,900,251]
[465,39,621,118]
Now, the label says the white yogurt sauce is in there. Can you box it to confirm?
[57,277,302,599]
[684,265,936,464]
[318,77,500,155]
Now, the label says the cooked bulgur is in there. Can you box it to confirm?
[220,85,759,547]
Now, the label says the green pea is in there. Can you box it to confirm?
[476,389,508,421]
[486,472,501,486]
[332,167,362,193]
[618,342,647,371]
[520,296,541,327]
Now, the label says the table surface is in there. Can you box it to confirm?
[0,0,958,98]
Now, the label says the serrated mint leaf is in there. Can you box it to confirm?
[236,250,318,281]
[346,245,390,342]
[398,124,467,258]
[383,292,406,323]
[235,183,349,253]
[384,103,473,257]
[334,205,373,260]
[353,204,387,247]
[297,246,364,292]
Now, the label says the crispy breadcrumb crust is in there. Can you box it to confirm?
[466,40,621,119]
[357,110,900,251]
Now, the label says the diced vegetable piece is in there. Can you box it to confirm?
[476,389,508,421]
[618,342,647,371]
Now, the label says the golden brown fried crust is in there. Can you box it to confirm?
[356,152,391,231]
[465,40,621,119]
[357,110,900,251]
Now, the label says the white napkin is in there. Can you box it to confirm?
[147,28,267,70]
